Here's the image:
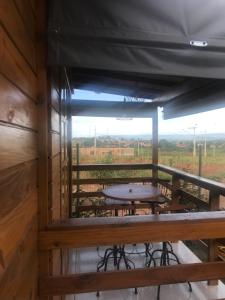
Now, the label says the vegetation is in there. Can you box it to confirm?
[73,136,225,184]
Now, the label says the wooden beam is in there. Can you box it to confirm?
[77,203,151,212]
[70,100,157,118]
[73,177,154,185]
[73,191,103,198]
[67,93,73,218]
[36,1,50,299]
[208,191,221,286]
[39,211,225,250]
[39,261,225,296]
[152,109,158,184]
[72,163,153,171]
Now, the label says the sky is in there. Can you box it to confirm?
[72,90,225,137]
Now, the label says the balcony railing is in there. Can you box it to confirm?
[38,163,225,297]
[72,163,225,214]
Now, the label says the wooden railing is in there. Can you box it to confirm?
[38,211,225,297]
[72,163,155,216]
[38,163,225,297]
[71,163,225,278]
[72,163,225,214]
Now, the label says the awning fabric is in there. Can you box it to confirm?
[48,0,225,79]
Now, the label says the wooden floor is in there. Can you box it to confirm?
[66,242,225,300]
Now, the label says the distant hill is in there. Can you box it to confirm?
[74,133,225,141]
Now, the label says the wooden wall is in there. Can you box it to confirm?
[0,0,38,299]
[0,1,71,299]
[48,68,71,300]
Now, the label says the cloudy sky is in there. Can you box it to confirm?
[72,90,225,137]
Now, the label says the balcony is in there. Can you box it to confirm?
[39,162,225,298]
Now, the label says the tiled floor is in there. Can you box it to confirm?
[66,242,225,300]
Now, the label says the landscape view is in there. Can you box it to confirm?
[73,132,225,184]
[72,90,225,210]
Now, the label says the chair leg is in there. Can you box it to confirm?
[157,285,161,300]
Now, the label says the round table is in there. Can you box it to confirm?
[102,184,165,214]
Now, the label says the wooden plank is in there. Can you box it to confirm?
[154,164,225,196]
[0,180,37,272]
[51,154,61,222]
[77,203,151,212]
[51,85,60,113]
[73,177,154,185]
[13,0,36,38]
[39,261,225,296]
[0,0,36,71]
[0,74,37,129]
[36,2,51,298]
[73,163,153,172]
[67,111,73,218]
[208,191,221,285]
[152,108,158,183]
[0,161,37,220]
[0,125,37,170]
[51,107,60,133]
[73,191,103,198]
[52,249,62,278]
[0,25,37,100]
[171,174,181,205]
[39,212,225,250]
[29,0,36,17]
[0,219,37,298]
[51,132,60,157]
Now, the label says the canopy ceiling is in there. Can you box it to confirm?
[48,0,225,118]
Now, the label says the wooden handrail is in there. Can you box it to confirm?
[39,211,225,250]
[72,163,225,196]
[73,163,153,171]
[154,164,225,196]
[73,177,153,185]
[39,261,225,296]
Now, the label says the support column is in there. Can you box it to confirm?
[152,108,158,185]
[36,1,50,299]
[67,94,73,218]
[208,190,220,286]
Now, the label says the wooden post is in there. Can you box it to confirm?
[208,190,220,286]
[67,93,73,218]
[152,108,158,186]
[36,1,50,299]
[76,143,80,217]
[171,175,181,205]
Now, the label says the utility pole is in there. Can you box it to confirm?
[204,130,207,158]
[94,126,97,156]
[189,125,197,157]
[137,140,140,156]
[198,144,203,198]
[212,144,216,157]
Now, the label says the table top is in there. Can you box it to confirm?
[102,184,164,203]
